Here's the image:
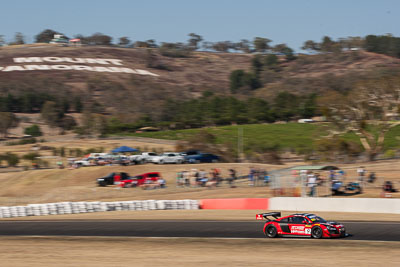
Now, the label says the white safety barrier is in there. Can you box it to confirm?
[269,197,400,214]
[0,199,200,218]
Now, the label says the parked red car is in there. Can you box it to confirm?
[256,212,346,238]
[120,172,161,188]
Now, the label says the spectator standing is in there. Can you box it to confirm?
[190,169,198,187]
[329,170,336,181]
[263,169,269,184]
[307,172,317,197]
[228,168,236,188]
[357,166,366,192]
[300,169,308,197]
[368,172,376,183]
[256,169,264,186]
[176,171,183,187]
[199,169,208,186]
[159,177,166,188]
[183,171,190,186]
[249,167,256,186]
[338,169,346,182]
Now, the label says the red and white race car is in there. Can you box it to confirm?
[256,212,346,238]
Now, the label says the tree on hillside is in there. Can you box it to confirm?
[9,32,25,45]
[88,33,112,45]
[41,101,64,130]
[24,124,42,137]
[272,92,299,121]
[264,54,279,68]
[338,36,364,50]
[229,70,245,93]
[319,77,400,161]
[0,35,5,46]
[187,33,203,50]
[118,36,131,46]
[235,39,252,53]
[135,39,158,48]
[320,36,341,53]
[146,39,158,48]
[159,42,191,57]
[251,55,263,75]
[253,37,271,53]
[4,152,19,167]
[59,115,77,132]
[272,43,296,61]
[211,41,233,52]
[134,41,149,48]
[302,40,320,52]
[0,112,19,137]
[35,29,63,43]
[364,34,400,58]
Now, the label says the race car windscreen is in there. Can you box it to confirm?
[307,215,327,223]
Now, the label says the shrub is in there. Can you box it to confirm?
[6,137,37,146]
[24,124,42,137]
[4,152,19,166]
[384,149,396,159]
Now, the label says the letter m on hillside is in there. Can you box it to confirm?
[13,57,43,63]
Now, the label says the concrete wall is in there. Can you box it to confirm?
[269,197,400,214]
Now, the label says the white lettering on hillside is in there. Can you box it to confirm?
[4,57,160,76]
[42,57,64,62]
[13,57,125,65]
[24,65,51,70]
[135,69,160,76]
[0,65,160,76]
[106,59,123,65]
[14,57,42,63]
[3,66,26,71]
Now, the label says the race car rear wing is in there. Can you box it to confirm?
[256,212,281,221]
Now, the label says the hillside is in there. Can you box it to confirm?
[1,44,400,118]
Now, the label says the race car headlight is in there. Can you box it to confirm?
[327,226,336,231]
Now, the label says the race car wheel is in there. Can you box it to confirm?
[311,226,323,239]
[340,230,346,238]
[265,225,278,238]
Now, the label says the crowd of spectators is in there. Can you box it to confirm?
[176,168,225,188]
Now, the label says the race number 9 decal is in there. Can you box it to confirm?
[305,228,311,234]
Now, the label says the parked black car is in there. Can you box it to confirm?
[185,153,220,163]
[97,172,130,186]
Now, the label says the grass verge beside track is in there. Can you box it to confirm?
[0,236,398,266]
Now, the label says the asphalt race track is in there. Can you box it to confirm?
[0,220,399,241]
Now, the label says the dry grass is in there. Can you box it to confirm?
[0,154,399,205]
[0,133,400,205]
[0,236,398,267]
[0,162,290,205]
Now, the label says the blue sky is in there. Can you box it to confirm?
[1,0,399,50]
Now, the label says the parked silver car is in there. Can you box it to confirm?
[151,152,185,164]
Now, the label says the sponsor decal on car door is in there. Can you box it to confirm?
[289,225,306,234]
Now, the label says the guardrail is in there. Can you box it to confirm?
[0,200,199,218]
